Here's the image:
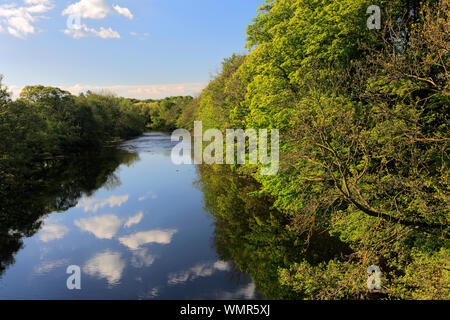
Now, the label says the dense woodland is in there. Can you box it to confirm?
[192,0,449,299]
[0,0,448,299]
[135,96,194,131]
[0,83,145,176]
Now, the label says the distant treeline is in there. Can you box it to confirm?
[0,82,197,176]
[0,83,147,176]
[132,95,195,131]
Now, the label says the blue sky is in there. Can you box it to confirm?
[0,0,264,99]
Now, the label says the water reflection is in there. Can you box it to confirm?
[34,259,70,275]
[138,192,158,201]
[0,131,346,299]
[38,224,70,243]
[131,248,156,268]
[124,211,144,228]
[0,133,256,299]
[0,148,138,279]
[1,132,348,299]
[195,164,352,299]
[218,282,256,300]
[120,132,179,153]
[168,261,232,286]
[118,229,178,250]
[75,214,123,239]
[83,251,126,286]
[76,194,129,213]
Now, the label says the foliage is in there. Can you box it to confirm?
[135,96,194,131]
[192,0,449,299]
[0,147,138,278]
[197,164,352,299]
[198,54,248,130]
[0,84,146,177]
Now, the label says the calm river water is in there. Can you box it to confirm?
[0,133,257,299]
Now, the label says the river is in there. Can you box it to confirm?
[0,132,351,299]
[0,133,258,299]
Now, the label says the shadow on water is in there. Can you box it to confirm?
[0,148,139,278]
[120,132,178,154]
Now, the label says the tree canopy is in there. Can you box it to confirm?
[192,0,449,299]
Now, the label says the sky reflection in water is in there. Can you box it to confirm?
[0,133,254,299]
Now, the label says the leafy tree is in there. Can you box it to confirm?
[1,85,146,177]
[0,75,11,108]
[134,96,194,131]
[191,0,449,299]
[198,54,247,130]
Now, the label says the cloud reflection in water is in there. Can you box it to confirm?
[83,250,126,286]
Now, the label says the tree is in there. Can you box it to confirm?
[192,0,449,299]
[0,75,11,109]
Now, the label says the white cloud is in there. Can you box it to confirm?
[62,82,206,99]
[38,224,69,242]
[8,83,207,100]
[24,0,53,13]
[113,5,133,20]
[129,31,149,38]
[213,260,231,271]
[76,194,129,212]
[24,0,51,4]
[131,248,156,268]
[124,211,144,228]
[63,23,120,39]
[138,191,157,202]
[168,271,189,285]
[74,214,122,239]
[168,261,231,285]
[118,229,178,250]
[62,0,110,20]
[218,282,256,300]
[0,0,54,38]
[61,0,133,39]
[83,250,125,285]
[34,259,70,274]
[142,287,160,299]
